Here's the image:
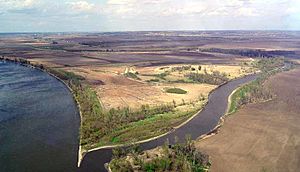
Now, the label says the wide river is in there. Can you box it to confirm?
[0,61,80,172]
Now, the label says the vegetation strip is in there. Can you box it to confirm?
[228,57,290,114]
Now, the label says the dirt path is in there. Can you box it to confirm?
[195,69,300,172]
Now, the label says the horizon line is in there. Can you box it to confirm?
[0,29,300,34]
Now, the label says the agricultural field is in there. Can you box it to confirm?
[195,68,300,172]
[65,63,254,110]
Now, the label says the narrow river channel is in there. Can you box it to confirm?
[0,61,80,172]
[78,74,257,172]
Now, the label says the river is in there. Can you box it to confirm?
[78,74,257,172]
[0,61,80,172]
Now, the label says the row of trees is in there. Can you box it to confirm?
[185,71,229,85]
[0,56,45,69]
[200,48,295,58]
[229,57,287,114]
[171,65,203,72]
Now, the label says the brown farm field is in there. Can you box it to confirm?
[195,68,300,172]
[65,64,253,110]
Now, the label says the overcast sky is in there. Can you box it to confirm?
[0,0,299,32]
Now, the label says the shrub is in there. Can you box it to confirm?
[124,72,141,80]
[165,88,187,94]
[146,79,159,82]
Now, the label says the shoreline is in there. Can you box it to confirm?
[196,83,247,141]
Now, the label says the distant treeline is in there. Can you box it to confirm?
[199,48,295,58]
[0,56,45,69]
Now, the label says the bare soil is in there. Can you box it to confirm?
[195,69,300,172]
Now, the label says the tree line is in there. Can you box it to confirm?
[185,70,229,85]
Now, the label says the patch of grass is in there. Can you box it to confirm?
[48,68,85,83]
[156,72,168,80]
[111,137,120,143]
[165,87,187,94]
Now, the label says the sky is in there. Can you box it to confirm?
[0,0,299,32]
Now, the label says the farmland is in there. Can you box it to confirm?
[1,31,299,152]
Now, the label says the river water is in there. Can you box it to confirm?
[0,61,80,172]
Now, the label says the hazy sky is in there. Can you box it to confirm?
[0,0,299,32]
